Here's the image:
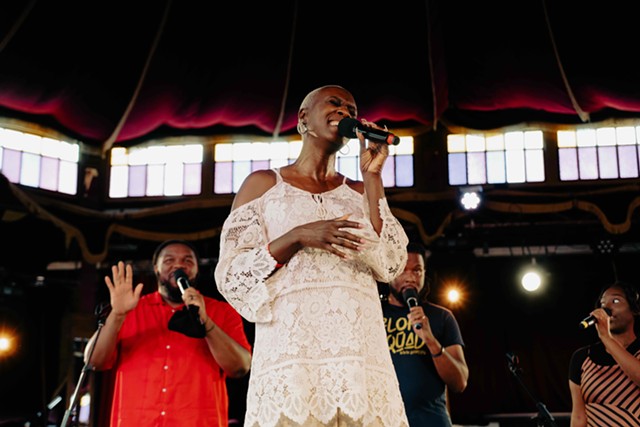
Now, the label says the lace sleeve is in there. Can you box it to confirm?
[214,200,278,323]
[356,197,409,283]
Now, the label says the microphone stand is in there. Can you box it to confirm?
[506,352,558,427]
[61,314,106,427]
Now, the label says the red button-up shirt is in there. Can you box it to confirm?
[108,292,251,427]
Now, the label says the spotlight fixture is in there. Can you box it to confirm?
[520,257,544,292]
[459,185,483,211]
[594,238,617,255]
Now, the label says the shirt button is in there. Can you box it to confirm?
[161,411,166,416]
[166,345,171,349]
[162,388,167,393]
[164,365,169,370]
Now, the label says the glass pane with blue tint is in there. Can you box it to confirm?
[486,151,506,184]
[20,152,40,187]
[505,149,525,183]
[558,148,578,181]
[395,155,413,187]
[597,146,618,179]
[270,158,288,169]
[109,165,128,198]
[448,153,467,185]
[578,147,598,180]
[381,157,396,188]
[467,152,486,184]
[525,149,545,182]
[129,165,147,197]
[184,163,202,195]
[165,162,184,196]
[337,157,358,181]
[147,164,165,196]
[618,146,639,178]
[252,160,269,172]
[214,162,232,194]
[58,161,77,195]
[40,156,59,191]
[2,149,21,182]
[232,161,252,193]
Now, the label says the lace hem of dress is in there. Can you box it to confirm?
[246,411,392,427]
[244,362,409,427]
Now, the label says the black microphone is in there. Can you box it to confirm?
[173,269,191,295]
[172,268,201,324]
[579,307,612,329]
[402,288,422,330]
[338,117,400,146]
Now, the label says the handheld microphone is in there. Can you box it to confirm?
[173,269,191,295]
[579,307,612,329]
[402,288,422,330]
[172,269,201,324]
[338,117,400,146]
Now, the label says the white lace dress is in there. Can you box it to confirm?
[215,169,409,427]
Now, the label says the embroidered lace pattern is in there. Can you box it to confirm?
[215,170,409,426]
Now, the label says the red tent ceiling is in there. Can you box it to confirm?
[1,0,639,152]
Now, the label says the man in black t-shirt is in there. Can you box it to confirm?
[381,242,469,426]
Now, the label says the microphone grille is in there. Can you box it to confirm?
[173,269,188,281]
[401,287,419,302]
[337,117,359,139]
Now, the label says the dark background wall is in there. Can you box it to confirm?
[0,246,636,426]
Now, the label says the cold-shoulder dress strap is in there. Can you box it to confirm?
[273,167,283,183]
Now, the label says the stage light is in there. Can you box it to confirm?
[520,257,544,292]
[447,288,461,303]
[521,271,541,292]
[441,282,465,307]
[459,186,482,210]
[0,331,17,358]
[594,238,617,255]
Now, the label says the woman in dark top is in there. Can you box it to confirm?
[568,281,640,426]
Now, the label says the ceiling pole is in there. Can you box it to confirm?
[100,0,173,157]
[542,0,590,123]
[272,0,299,139]
[0,0,36,53]
[425,0,439,131]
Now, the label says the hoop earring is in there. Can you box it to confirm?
[339,143,350,155]
[297,121,308,135]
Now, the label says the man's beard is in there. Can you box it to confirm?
[390,287,409,306]
[158,276,184,303]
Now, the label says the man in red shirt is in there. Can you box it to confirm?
[85,239,252,427]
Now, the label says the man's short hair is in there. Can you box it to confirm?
[406,241,430,299]
[152,239,200,266]
[407,242,427,261]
